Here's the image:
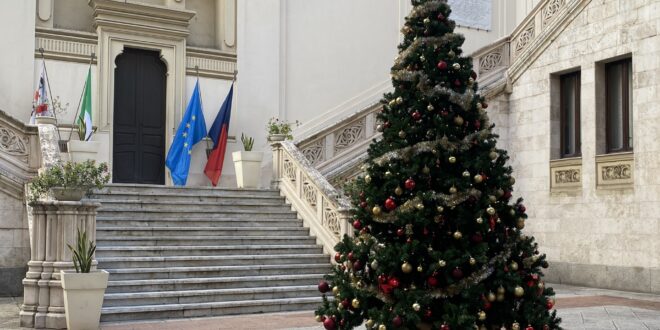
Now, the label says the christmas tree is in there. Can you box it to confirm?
[315,1,561,329]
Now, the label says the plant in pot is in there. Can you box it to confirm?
[61,228,109,330]
[232,133,263,188]
[266,117,300,142]
[29,160,111,202]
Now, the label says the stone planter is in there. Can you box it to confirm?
[61,270,109,330]
[232,151,263,188]
[68,140,99,163]
[34,116,57,125]
[50,187,87,201]
[267,134,287,142]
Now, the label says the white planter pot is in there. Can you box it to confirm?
[232,151,263,188]
[68,140,99,163]
[267,134,287,142]
[61,270,109,330]
[35,116,57,125]
[50,187,87,201]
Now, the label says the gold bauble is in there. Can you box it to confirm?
[509,176,516,184]
[422,166,431,174]
[509,209,516,216]
[476,217,484,224]
[372,206,382,215]
[448,156,456,164]
[514,285,525,297]
[365,319,375,328]
[385,171,392,177]
[474,174,483,183]
[496,293,505,302]
[510,261,519,271]
[497,286,505,294]
[365,175,372,183]
[538,281,545,290]
[371,260,379,269]
[462,170,471,178]
[315,315,323,322]
[395,186,403,196]
[417,265,424,272]
[333,286,340,295]
[438,260,447,267]
[449,186,457,194]
[420,55,426,62]
[452,62,461,70]
[412,302,421,311]
[427,104,435,112]
[416,203,424,210]
[469,257,476,265]
[453,231,463,240]
[401,261,413,273]
[487,292,496,302]
[337,302,344,310]
[448,50,456,58]
[396,96,403,104]
[378,325,387,330]
[437,206,444,213]
[477,310,486,321]
[398,130,407,138]
[489,195,497,203]
[388,99,397,107]
[423,17,431,25]
[512,322,520,330]
[496,188,504,197]
[454,115,464,126]
[486,206,496,215]
[516,218,525,229]
[489,151,498,160]
[352,298,360,309]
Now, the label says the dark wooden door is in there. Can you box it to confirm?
[113,48,166,184]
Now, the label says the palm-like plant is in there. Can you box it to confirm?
[67,228,96,273]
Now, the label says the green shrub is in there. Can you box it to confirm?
[28,160,111,202]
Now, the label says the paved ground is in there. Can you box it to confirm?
[2,284,660,330]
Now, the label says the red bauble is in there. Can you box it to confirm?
[424,309,433,319]
[474,120,481,130]
[341,298,350,308]
[388,277,400,288]
[405,178,416,190]
[347,252,355,261]
[423,227,430,236]
[384,121,391,128]
[334,252,341,263]
[546,299,554,310]
[318,281,330,293]
[527,280,536,287]
[378,274,387,284]
[454,79,461,86]
[471,233,483,243]
[519,204,527,213]
[359,191,366,199]
[471,70,478,80]
[412,111,421,121]
[353,260,363,271]
[427,276,438,287]
[340,319,346,327]
[525,327,534,330]
[441,110,449,117]
[396,228,405,237]
[440,324,450,330]
[503,190,512,200]
[385,197,397,211]
[392,315,403,327]
[484,301,492,310]
[323,317,336,330]
[482,102,489,109]
[360,201,368,208]
[352,220,362,230]
[451,267,463,279]
[437,60,448,70]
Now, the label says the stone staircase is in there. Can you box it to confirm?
[92,184,330,323]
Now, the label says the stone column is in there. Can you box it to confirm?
[20,201,101,329]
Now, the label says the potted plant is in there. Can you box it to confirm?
[266,117,300,142]
[68,114,98,164]
[232,133,263,188]
[28,160,111,202]
[61,228,109,330]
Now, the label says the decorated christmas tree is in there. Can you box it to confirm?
[315,1,561,329]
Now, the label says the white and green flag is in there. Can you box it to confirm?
[77,68,93,141]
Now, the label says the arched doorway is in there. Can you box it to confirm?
[112,48,166,184]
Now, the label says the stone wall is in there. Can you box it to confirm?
[495,0,660,293]
[0,192,29,296]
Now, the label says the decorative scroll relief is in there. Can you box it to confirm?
[550,159,581,190]
[602,165,632,181]
[334,119,366,154]
[323,208,341,238]
[301,140,325,166]
[37,124,62,168]
[555,169,580,183]
[542,0,565,28]
[0,126,28,157]
[447,0,492,30]
[478,51,503,74]
[596,153,634,187]
[514,25,535,54]
[303,181,317,207]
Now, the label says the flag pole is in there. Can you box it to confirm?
[38,48,64,145]
[66,52,95,142]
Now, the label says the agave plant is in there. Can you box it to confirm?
[241,133,255,151]
[67,228,96,273]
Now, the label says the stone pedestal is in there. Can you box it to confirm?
[19,200,100,329]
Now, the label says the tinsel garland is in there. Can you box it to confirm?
[371,189,482,224]
[393,34,461,69]
[408,0,446,19]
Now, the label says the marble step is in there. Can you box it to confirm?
[91,194,285,204]
[105,273,325,293]
[97,184,281,198]
[100,296,322,322]
[96,212,299,221]
[102,285,319,307]
[97,236,318,247]
[98,254,329,268]
[97,201,294,213]
[96,209,297,219]
[104,264,331,280]
[96,218,304,228]
[96,226,310,237]
[96,245,324,258]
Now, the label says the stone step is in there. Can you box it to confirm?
[96,226,310,237]
[105,274,324,293]
[96,245,324,258]
[97,201,293,213]
[104,264,331,280]
[97,236,318,246]
[96,213,299,221]
[102,285,319,307]
[96,209,297,219]
[91,194,284,204]
[97,184,281,198]
[96,218,304,228]
[100,297,321,322]
[98,254,330,268]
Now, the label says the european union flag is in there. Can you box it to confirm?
[165,80,207,186]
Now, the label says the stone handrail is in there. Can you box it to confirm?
[271,140,353,255]
[296,102,381,182]
[0,110,40,199]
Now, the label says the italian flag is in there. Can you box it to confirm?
[78,68,93,141]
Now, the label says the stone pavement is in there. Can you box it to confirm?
[2,284,659,330]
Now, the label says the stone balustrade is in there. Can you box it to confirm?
[20,201,101,329]
[271,140,352,256]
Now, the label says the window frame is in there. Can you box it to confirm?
[559,71,581,158]
[605,58,633,153]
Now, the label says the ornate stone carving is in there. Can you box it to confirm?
[301,140,325,166]
[479,51,503,74]
[602,164,632,181]
[334,119,365,154]
[303,182,317,207]
[283,158,296,182]
[514,25,535,54]
[323,208,341,238]
[555,169,580,184]
[0,126,28,156]
[542,0,565,28]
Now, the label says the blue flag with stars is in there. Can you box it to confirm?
[165,80,207,186]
